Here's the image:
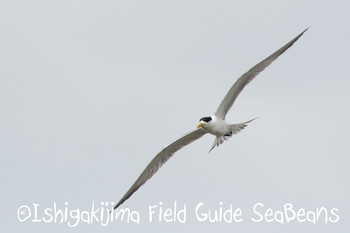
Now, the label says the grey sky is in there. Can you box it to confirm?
[1,0,349,232]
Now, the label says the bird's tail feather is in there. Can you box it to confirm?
[230,118,256,134]
[209,118,256,153]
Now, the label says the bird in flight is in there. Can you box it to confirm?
[112,28,307,211]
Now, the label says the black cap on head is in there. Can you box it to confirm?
[199,116,212,122]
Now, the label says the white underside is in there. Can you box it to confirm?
[201,115,231,136]
[200,115,254,152]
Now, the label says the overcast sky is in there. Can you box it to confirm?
[1,0,349,232]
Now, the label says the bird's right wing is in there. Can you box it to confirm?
[214,28,308,119]
[112,128,207,211]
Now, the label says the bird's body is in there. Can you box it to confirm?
[112,28,308,211]
[198,115,254,152]
[201,115,231,136]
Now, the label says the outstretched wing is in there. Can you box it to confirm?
[214,28,308,119]
[112,128,207,211]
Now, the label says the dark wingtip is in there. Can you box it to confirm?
[109,202,121,214]
[298,27,309,38]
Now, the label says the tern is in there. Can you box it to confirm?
[112,28,307,211]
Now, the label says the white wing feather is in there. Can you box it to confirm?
[214,28,308,119]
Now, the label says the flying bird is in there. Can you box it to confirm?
[112,28,307,211]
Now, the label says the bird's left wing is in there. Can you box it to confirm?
[214,28,308,119]
[112,128,207,211]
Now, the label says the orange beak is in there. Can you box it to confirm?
[197,122,205,128]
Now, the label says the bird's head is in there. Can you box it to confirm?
[197,116,212,128]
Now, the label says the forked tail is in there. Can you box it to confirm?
[209,118,256,152]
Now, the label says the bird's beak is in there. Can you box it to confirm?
[197,122,204,128]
